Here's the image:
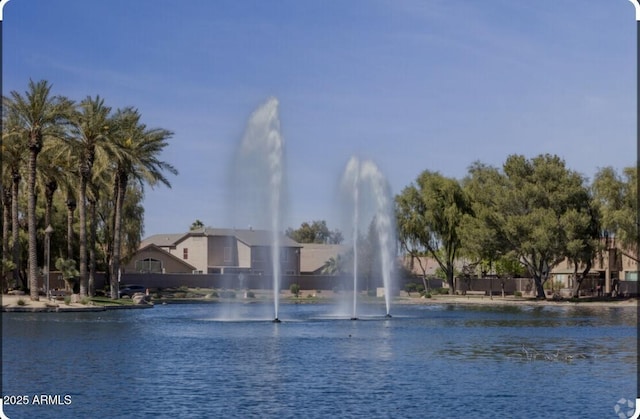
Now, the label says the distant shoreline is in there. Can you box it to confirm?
[2,292,636,313]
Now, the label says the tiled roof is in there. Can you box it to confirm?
[141,228,301,248]
[140,233,186,248]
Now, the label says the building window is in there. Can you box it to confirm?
[224,247,232,263]
[183,248,188,260]
[135,258,162,273]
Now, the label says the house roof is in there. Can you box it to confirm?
[140,233,186,249]
[300,243,348,274]
[140,228,301,249]
[134,243,198,271]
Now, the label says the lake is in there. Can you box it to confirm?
[1,302,637,418]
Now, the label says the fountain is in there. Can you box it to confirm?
[230,99,395,322]
[340,157,396,319]
[231,97,286,322]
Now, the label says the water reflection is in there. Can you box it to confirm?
[2,303,636,419]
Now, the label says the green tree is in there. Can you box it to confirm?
[190,219,205,231]
[485,154,596,299]
[4,80,74,300]
[396,170,472,294]
[592,166,637,260]
[55,257,79,292]
[108,108,176,299]
[321,254,344,275]
[69,96,113,297]
[2,106,27,289]
[285,220,343,244]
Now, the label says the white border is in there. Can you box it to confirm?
[0,0,9,21]
[630,0,640,21]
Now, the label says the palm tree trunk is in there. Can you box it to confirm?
[88,197,97,297]
[27,149,39,301]
[109,172,127,299]
[66,192,75,259]
[11,172,21,289]
[2,186,12,289]
[44,180,57,230]
[78,177,88,297]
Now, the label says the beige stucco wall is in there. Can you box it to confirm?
[171,235,208,273]
[237,242,251,268]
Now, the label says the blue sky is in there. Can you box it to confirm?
[3,1,636,237]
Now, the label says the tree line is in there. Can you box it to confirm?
[396,154,637,298]
[2,79,177,300]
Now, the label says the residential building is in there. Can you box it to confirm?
[126,227,302,275]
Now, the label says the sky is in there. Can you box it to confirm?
[3,0,637,238]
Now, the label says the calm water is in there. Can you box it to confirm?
[1,302,637,418]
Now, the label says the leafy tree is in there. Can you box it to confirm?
[285,220,343,244]
[461,162,505,265]
[289,283,300,297]
[190,219,205,231]
[482,154,596,299]
[592,166,637,260]
[396,170,472,294]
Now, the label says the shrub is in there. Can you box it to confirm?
[64,296,71,305]
[514,291,522,297]
[289,283,301,297]
[174,292,187,299]
[404,282,418,295]
[245,291,255,298]
[220,290,236,299]
[16,298,26,306]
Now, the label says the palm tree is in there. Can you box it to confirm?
[108,107,176,298]
[2,107,26,289]
[4,80,74,300]
[2,106,27,288]
[69,96,112,297]
[322,255,344,276]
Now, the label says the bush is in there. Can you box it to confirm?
[404,282,418,295]
[514,291,522,297]
[16,298,26,306]
[245,291,255,298]
[64,296,71,305]
[290,283,301,297]
[219,290,236,299]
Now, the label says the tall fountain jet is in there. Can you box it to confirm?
[340,156,396,319]
[232,97,286,322]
